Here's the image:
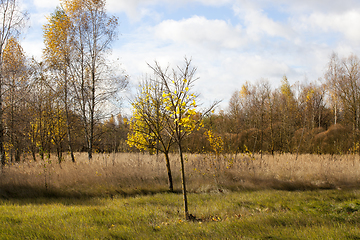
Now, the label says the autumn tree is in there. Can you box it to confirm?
[278,76,298,152]
[61,0,127,160]
[2,37,29,162]
[0,0,28,165]
[127,77,175,192]
[43,7,76,162]
[148,58,219,220]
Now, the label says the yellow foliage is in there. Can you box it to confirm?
[205,130,224,155]
[240,82,250,98]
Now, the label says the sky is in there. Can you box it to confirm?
[19,0,360,113]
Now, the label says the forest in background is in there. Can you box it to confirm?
[0,0,360,167]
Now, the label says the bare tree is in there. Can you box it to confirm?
[325,53,360,150]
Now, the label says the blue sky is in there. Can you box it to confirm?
[20,0,360,112]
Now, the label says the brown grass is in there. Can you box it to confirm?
[1,152,360,198]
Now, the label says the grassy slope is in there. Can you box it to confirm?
[1,189,360,239]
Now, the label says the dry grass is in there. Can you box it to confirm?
[1,152,360,198]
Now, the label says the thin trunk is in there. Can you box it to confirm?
[178,143,189,219]
[164,152,173,192]
[269,97,275,155]
[31,148,36,162]
[0,116,4,166]
[88,69,96,161]
[334,102,337,125]
[67,126,75,162]
[88,140,92,160]
[0,53,5,166]
[57,146,62,164]
[64,69,75,163]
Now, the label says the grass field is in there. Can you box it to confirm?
[1,153,360,239]
[1,190,360,239]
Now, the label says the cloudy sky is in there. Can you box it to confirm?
[20,0,360,111]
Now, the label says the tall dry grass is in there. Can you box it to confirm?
[1,152,360,198]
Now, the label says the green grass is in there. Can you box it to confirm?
[1,190,360,239]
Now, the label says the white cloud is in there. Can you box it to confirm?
[301,10,360,42]
[153,16,245,49]
[232,5,294,41]
[274,0,360,14]
[106,0,232,21]
[244,10,293,40]
[32,0,59,10]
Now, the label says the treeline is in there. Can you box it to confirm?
[185,53,360,155]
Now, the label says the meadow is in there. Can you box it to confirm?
[1,152,360,239]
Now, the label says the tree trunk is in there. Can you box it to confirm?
[88,145,92,160]
[164,152,173,192]
[57,147,62,164]
[64,69,75,163]
[31,148,36,162]
[178,143,189,219]
[0,74,5,166]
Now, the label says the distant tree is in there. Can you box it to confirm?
[325,53,360,151]
[227,90,244,153]
[299,82,327,130]
[278,76,298,152]
[325,53,343,125]
[99,114,118,153]
[227,80,271,154]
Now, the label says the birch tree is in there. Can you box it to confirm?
[61,0,127,160]
[43,7,76,162]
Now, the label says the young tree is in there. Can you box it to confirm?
[148,58,219,220]
[127,77,175,192]
[0,0,28,165]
